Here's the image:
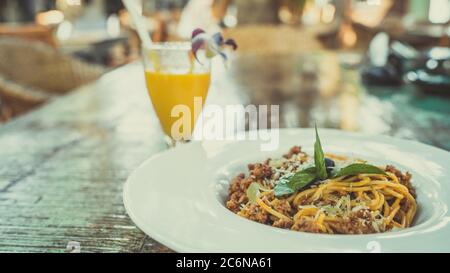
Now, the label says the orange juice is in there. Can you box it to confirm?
[145,71,210,138]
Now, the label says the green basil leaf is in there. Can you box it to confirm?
[273,183,295,197]
[314,125,327,180]
[246,182,261,204]
[333,163,386,178]
[274,167,317,197]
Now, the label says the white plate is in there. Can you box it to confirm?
[123,129,450,252]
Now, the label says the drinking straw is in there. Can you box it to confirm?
[122,0,153,48]
[122,0,160,70]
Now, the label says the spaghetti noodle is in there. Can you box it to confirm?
[226,146,417,234]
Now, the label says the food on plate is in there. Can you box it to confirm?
[226,127,417,234]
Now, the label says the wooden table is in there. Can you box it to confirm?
[0,52,449,252]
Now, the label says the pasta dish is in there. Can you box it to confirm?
[226,128,417,234]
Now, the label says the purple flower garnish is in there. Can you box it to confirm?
[191,28,237,63]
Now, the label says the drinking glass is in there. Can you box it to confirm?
[142,42,211,147]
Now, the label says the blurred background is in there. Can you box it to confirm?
[0,0,449,124]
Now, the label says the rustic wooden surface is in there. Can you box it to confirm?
[0,52,449,252]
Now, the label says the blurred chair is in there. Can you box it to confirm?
[224,25,324,54]
[234,0,279,25]
[0,24,57,47]
[0,38,106,118]
[0,74,50,118]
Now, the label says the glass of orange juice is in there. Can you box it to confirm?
[142,42,211,146]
